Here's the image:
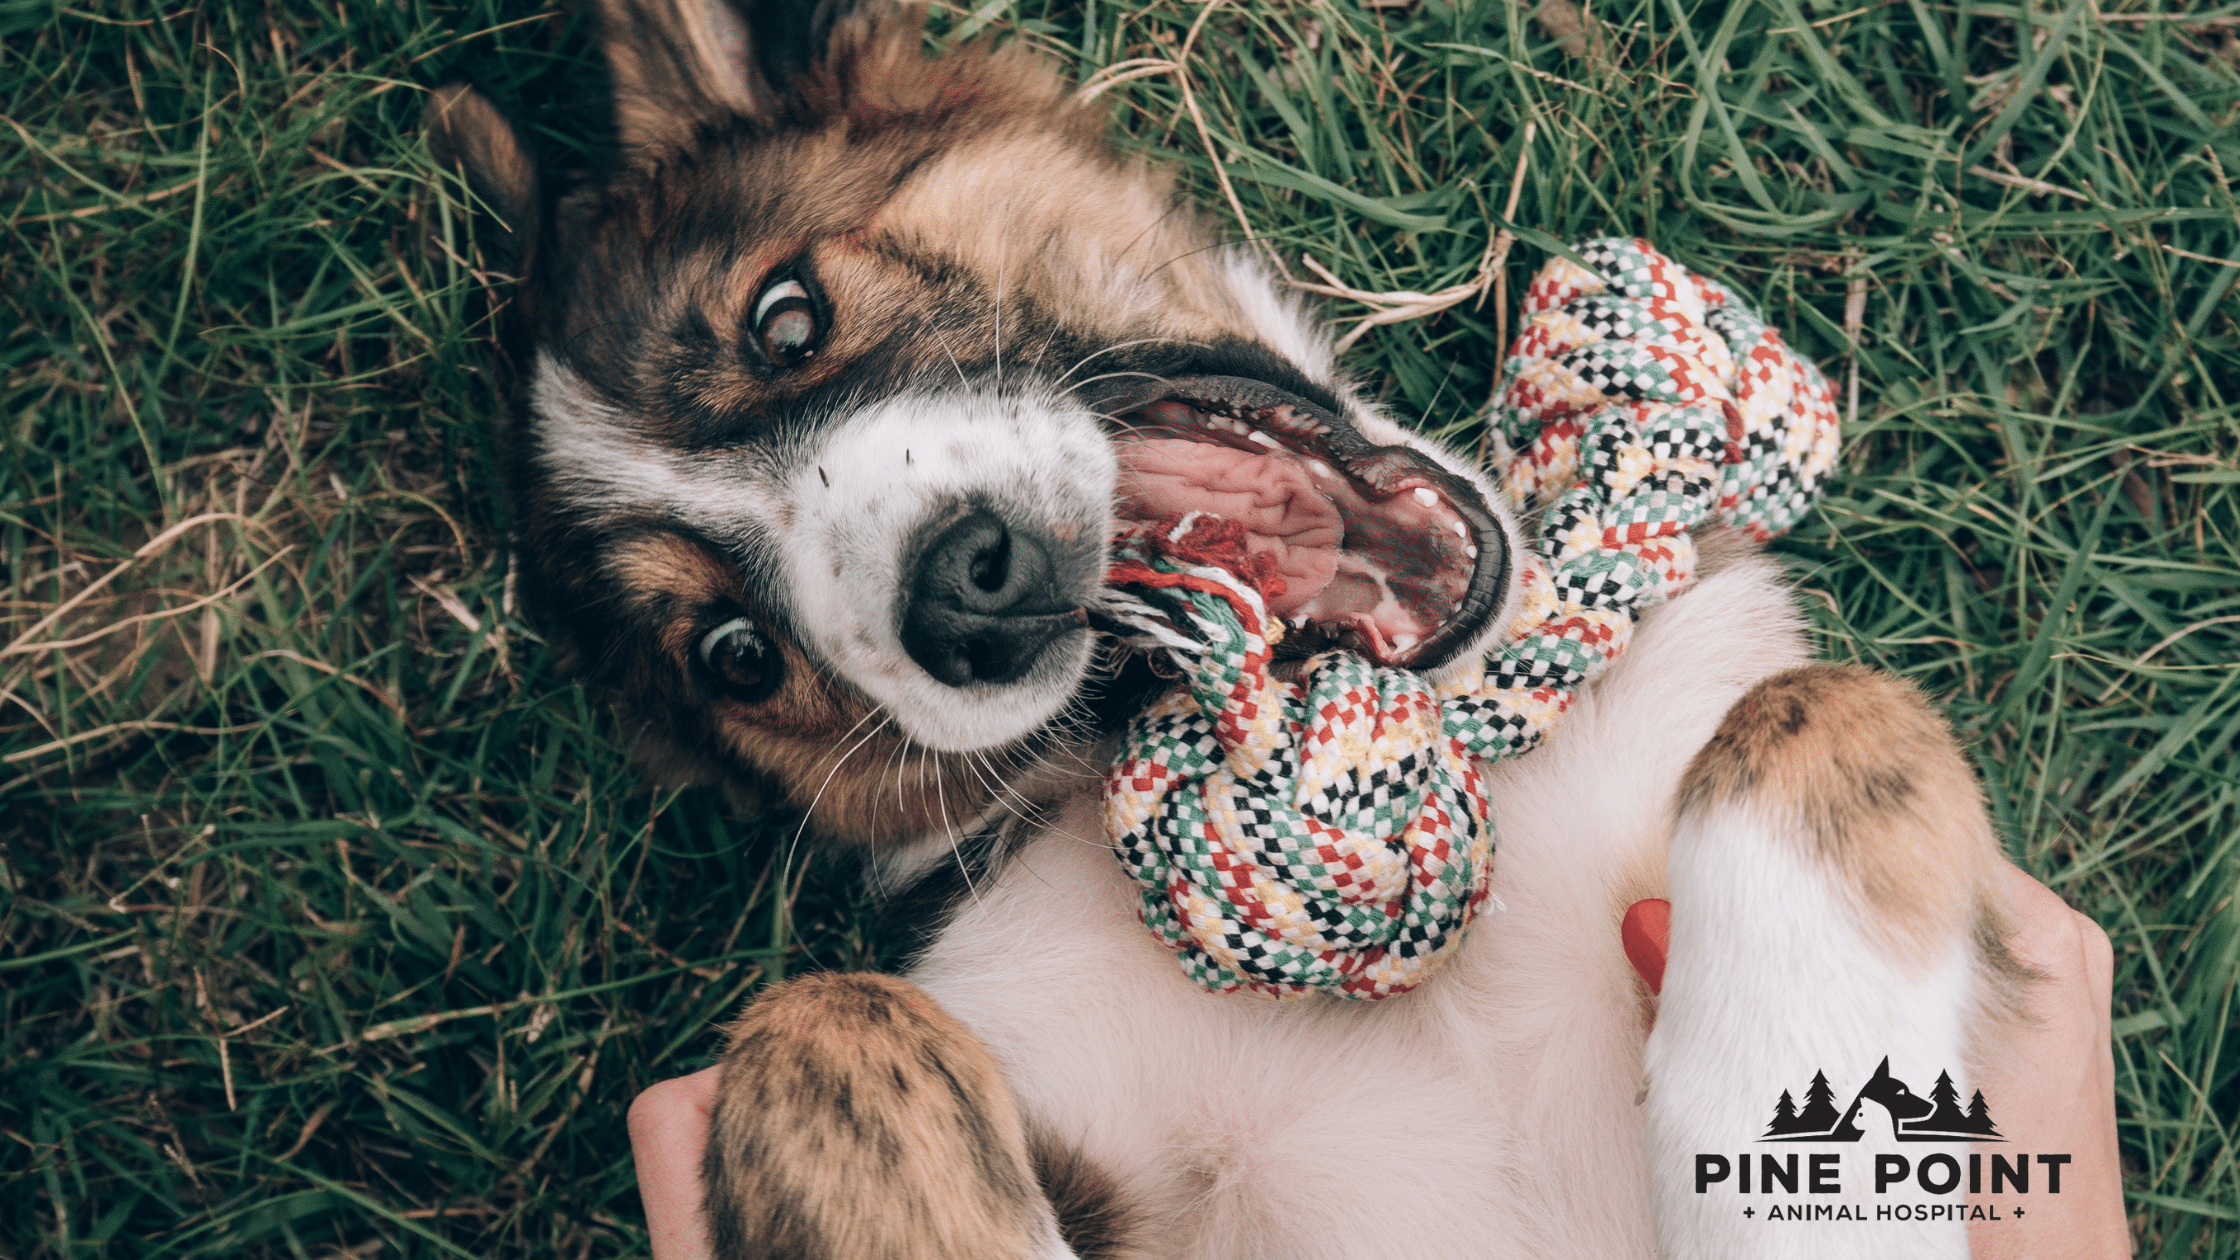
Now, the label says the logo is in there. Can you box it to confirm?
[1761,1056,2001,1143]
[1692,1056,2075,1222]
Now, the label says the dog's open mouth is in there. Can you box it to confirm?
[1108,374,1508,668]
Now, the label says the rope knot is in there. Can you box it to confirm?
[1103,238,1842,1001]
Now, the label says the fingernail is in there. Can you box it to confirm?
[1622,898,1672,996]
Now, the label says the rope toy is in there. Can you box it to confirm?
[1102,238,1842,1001]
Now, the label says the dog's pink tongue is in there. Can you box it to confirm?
[1116,439,1339,616]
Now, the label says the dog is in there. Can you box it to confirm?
[427,3,2029,1255]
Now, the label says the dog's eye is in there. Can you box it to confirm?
[696,617,784,703]
[751,278,820,369]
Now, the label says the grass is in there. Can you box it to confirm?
[1,0,2235,1254]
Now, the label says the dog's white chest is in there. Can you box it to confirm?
[907,558,1810,1259]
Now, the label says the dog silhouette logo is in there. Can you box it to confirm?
[1762,1057,2000,1142]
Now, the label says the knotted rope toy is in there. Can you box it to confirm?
[1102,238,1842,1001]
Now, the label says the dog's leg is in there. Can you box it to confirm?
[704,972,1079,1260]
[1644,665,2029,1259]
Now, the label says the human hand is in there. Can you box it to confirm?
[627,1066,721,1260]
[1623,861,2127,1259]
[1966,863,2126,1259]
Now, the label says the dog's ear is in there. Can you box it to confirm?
[425,85,540,272]
[592,0,888,149]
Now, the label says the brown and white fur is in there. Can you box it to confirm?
[428,4,2028,1256]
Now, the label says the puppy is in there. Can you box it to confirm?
[429,4,2026,1256]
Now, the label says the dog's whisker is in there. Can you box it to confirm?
[972,748,1048,828]
[1142,236,1260,282]
[1048,337,1195,391]
[927,324,972,390]
[993,209,1009,396]
[923,743,986,909]
[1030,317,1065,376]
[1095,413,1165,437]
[785,705,894,874]
[1060,368,1191,402]
[958,751,1024,828]
[1113,194,1191,269]
[879,726,908,802]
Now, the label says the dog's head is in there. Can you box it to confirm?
[428,0,1519,842]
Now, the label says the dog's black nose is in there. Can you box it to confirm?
[901,509,1084,688]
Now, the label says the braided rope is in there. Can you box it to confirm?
[1102,238,1842,1001]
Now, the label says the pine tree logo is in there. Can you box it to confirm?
[1767,1089,1799,1133]
[1918,1070,1969,1133]
[1965,1089,2000,1138]
[1759,1058,2001,1142]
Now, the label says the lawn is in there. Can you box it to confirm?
[2,0,2236,1255]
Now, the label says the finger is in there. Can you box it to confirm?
[1621,898,1670,995]
[628,1069,720,1142]
[1971,867,2127,1259]
[1996,862,2086,976]
[677,1063,721,1115]
[630,1068,722,1260]
[2075,912,2116,1098]
[2075,909,2114,1003]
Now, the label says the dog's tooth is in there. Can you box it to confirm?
[1466,544,1478,558]
[1391,633,1418,650]
[1413,487,1438,507]
[1248,430,1281,449]
[1308,460,1333,477]
[1450,520,1468,537]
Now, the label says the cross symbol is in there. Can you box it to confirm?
[1743,1208,1755,1218]
[2014,1208,2026,1218]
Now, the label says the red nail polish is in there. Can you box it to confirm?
[1623,898,1671,996]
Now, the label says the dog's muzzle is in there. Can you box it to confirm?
[899,507,1087,688]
